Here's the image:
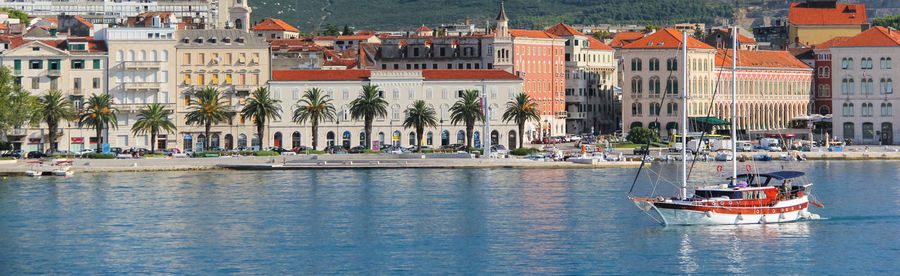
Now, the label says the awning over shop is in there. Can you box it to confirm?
[690,117,730,125]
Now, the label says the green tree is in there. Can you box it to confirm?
[292,88,335,150]
[0,8,28,24]
[241,87,282,149]
[592,30,612,40]
[501,93,540,149]
[322,24,341,36]
[349,84,388,149]
[449,89,485,149]
[643,24,661,33]
[184,87,234,151]
[402,100,438,152]
[131,103,176,153]
[342,24,353,35]
[0,67,39,139]
[873,15,900,29]
[79,94,118,152]
[37,90,75,152]
[692,24,705,41]
[627,127,660,145]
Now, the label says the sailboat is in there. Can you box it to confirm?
[628,27,821,226]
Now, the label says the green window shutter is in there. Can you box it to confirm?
[93,59,100,69]
[13,60,20,70]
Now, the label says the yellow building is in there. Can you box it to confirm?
[788,0,868,46]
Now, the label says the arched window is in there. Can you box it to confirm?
[150,50,158,61]
[441,130,450,146]
[667,58,678,71]
[393,131,402,146]
[238,134,248,149]
[649,77,660,95]
[138,50,146,61]
[162,50,168,61]
[127,50,134,61]
[408,131,416,146]
[116,50,124,62]
[649,58,659,71]
[843,122,855,139]
[630,58,642,71]
[378,132,386,146]
[842,103,854,117]
[882,103,893,117]
[667,103,677,116]
[666,77,678,94]
[631,77,642,94]
[426,131,433,145]
[863,122,875,139]
[291,131,301,149]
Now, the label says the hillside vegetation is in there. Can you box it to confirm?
[248,0,900,34]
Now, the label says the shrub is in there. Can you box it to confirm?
[0,157,14,160]
[144,153,166,158]
[85,153,115,159]
[0,141,11,151]
[361,149,383,154]
[192,151,225,157]
[511,147,541,156]
[306,150,326,154]
[253,151,279,156]
[626,127,660,145]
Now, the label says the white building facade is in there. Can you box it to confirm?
[267,69,526,150]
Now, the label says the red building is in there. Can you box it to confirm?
[811,36,851,115]
[509,29,567,137]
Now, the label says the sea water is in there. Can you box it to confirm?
[0,161,897,274]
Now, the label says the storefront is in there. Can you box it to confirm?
[26,138,43,152]
[70,137,84,153]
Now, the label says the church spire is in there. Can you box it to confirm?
[496,1,509,22]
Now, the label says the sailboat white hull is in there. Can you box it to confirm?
[649,197,811,226]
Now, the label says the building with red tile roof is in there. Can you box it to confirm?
[268,69,525,150]
[622,29,714,50]
[830,26,900,144]
[787,0,868,46]
[703,28,759,50]
[252,18,301,40]
[545,23,619,134]
[810,36,850,115]
[609,32,645,49]
[415,25,432,37]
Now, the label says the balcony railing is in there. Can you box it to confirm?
[47,69,61,77]
[124,61,162,70]
[565,95,586,103]
[124,82,162,91]
[567,112,587,119]
[555,111,568,119]
[11,128,27,136]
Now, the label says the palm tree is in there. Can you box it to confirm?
[502,92,541,149]
[349,84,388,149]
[37,90,75,152]
[131,103,176,153]
[79,93,118,152]
[184,87,233,151]
[292,88,335,150]
[449,89,485,150]
[241,87,282,149]
[402,100,438,152]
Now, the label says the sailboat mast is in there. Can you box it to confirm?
[681,31,688,199]
[731,26,738,183]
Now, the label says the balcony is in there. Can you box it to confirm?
[555,111,568,119]
[124,61,162,70]
[566,95,586,103]
[567,112,587,120]
[9,128,27,137]
[124,82,162,91]
[47,69,61,77]
[230,84,256,92]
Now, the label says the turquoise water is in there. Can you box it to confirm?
[0,162,898,274]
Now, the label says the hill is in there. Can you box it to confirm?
[248,0,900,34]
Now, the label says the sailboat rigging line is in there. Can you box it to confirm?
[629,48,682,194]
[686,43,733,180]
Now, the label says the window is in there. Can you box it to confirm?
[842,78,855,95]
[666,58,678,71]
[68,43,86,51]
[665,77,678,94]
[862,103,874,117]
[818,84,831,97]
[184,74,191,85]
[842,103,854,117]
[630,58,642,71]
[29,60,42,69]
[71,59,85,69]
[31,77,39,89]
[93,77,100,89]
[881,79,893,94]
[649,58,659,71]
[73,78,81,90]
[667,103,678,116]
[393,88,400,99]
[843,122,855,139]
[631,103,642,115]
[863,122,874,139]
[649,103,659,116]
[649,77,660,95]
[93,59,101,69]
[882,103,893,117]
[631,77,642,94]
[863,78,874,95]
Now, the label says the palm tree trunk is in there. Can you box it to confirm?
[518,123,525,149]
[312,119,319,150]
[48,121,57,152]
[204,122,211,151]
[96,125,102,152]
[417,126,424,153]
[364,115,373,149]
[150,131,157,153]
[257,120,265,150]
[466,121,474,151]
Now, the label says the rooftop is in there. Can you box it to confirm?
[622,29,714,50]
[715,49,811,69]
[272,69,522,81]
[609,32,645,48]
[814,36,851,49]
[545,23,586,37]
[509,29,560,39]
[252,18,300,33]
[788,3,867,26]
[832,26,900,47]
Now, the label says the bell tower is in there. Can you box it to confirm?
[230,0,252,32]
[492,1,513,73]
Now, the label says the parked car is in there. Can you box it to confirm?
[324,145,347,153]
[1,150,25,158]
[25,151,44,159]
[268,147,291,154]
[633,146,650,155]
[348,145,368,154]
[291,146,310,153]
